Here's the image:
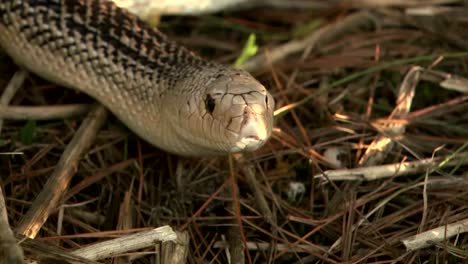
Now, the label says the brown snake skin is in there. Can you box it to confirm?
[0,0,274,156]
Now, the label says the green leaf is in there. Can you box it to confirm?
[233,33,258,68]
[19,120,36,145]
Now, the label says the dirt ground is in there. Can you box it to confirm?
[1,1,468,263]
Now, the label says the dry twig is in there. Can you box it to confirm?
[315,151,468,181]
[0,70,27,134]
[0,187,24,264]
[402,217,468,251]
[72,226,178,260]
[242,11,377,73]
[0,104,90,120]
[16,105,108,238]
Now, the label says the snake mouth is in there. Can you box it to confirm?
[229,107,271,152]
[233,136,265,152]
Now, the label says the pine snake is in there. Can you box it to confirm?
[0,0,274,156]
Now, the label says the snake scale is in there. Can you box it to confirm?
[0,0,274,156]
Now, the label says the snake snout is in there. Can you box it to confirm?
[235,111,268,151]
[230,100,273,152]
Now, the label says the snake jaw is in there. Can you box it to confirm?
[231,105,270,152]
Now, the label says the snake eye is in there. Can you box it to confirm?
[205,94,216,114]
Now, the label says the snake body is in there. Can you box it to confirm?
[0,0,274,156]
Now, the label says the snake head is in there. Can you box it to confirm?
[205,70,275,153]
[164,68,274,156]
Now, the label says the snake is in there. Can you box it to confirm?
[0,0,274,156]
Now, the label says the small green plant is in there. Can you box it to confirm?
[233,33,258,68]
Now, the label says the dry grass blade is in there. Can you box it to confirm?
[359,66,420,166]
